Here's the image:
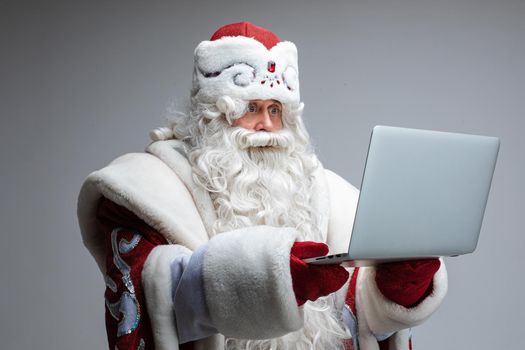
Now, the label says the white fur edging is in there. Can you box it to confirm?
[77,153,209,273]
[356,259,448,338]
[142,245,192,350]
[202,225,303,339]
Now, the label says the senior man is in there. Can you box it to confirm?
[78,22,447,350]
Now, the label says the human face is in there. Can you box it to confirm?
[232,99,283,131]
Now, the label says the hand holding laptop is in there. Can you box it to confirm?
[290,241,348,305]
[375,259,441,307]
[292,240,441,307]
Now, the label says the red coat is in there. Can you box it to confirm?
[78,141,448,350]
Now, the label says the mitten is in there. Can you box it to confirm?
[290,241,349,306]
[375,259,441,307]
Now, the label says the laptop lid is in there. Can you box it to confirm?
[346,125,500,260]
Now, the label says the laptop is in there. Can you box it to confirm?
[304,125,500,266]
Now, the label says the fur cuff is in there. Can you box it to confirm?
[202,226,302,339]
[356,259,448,337]
[142,245,192,350]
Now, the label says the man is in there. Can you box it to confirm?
[78,22,447,350]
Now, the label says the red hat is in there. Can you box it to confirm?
[192,22,300,107]
[210,22,281,49]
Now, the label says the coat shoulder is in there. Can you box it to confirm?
[78,152,208,273]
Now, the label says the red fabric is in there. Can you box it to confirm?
[97,198,178,350]
[344,267,359,316]
[210,22,281,49]
[290,241,349,306]
[375,259,441,308]
[378,339,390,350]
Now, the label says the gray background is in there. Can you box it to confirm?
[1,0,523,349]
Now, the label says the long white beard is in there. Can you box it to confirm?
[187,118,350,349]
[190,124,322,240]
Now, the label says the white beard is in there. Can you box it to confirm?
[187,118,350,349]
[190,124,323,241]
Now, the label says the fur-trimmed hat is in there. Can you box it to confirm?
[191,22,300,107]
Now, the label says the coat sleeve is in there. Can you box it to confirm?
[99,197,215,350]
[96,197,170,350]
[99,197,306,347]
[142,224,305,345]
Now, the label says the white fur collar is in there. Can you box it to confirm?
[146,140,218,237]
[77,152,210,273]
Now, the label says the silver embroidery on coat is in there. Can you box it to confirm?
[105,227,142,337]
[119,234,142,254]
[105,275,118,293]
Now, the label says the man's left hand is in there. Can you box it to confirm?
[375,259,441,308]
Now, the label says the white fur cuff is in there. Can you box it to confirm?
[142,245,192,350]
[356,259,448,337]
[202,226,303,339]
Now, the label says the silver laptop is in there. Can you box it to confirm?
[305,125,500,266]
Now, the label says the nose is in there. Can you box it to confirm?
[254,110,276,131]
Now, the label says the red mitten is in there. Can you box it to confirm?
[375,259,441,308]
[290,241,349,306]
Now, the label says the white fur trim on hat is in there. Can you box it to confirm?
[202,225,303,339]
[192,36,300,106]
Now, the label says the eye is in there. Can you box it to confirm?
[248,104,257,113]
[269,105,282,116]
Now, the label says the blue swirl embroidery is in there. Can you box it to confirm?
[119,234,142,254]
[105,228,142,337]
[105,275,118,293]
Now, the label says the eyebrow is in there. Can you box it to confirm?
[249,99,282,104]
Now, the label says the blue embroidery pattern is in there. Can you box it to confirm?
[105,228,142,337]
[105,275,118,293]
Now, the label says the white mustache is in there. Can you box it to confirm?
[231,128,295,150]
